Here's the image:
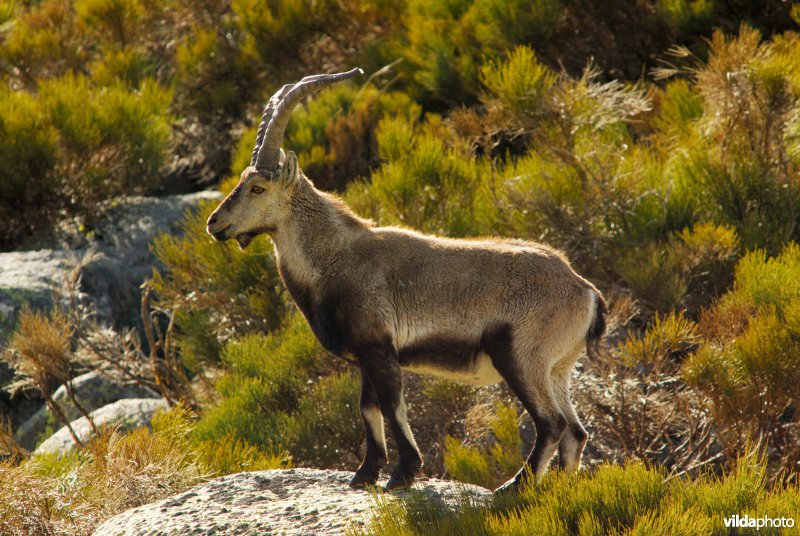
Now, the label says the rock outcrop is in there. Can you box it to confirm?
[34,398,169,456]
[15,371,160,450]
[0,191,221,339]
[92,468,491,536]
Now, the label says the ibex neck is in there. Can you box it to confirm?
[271,178,368,285]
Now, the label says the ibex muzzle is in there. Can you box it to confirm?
[207,68,606,493]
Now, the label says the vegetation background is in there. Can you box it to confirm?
[1,0,800,533]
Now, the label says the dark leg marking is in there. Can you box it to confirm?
[552,364,588,471]
[484,324,567,493]
[350,369,387,488]
[356,341,423,491]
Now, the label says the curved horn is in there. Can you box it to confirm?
[249,83,292,167]
[254,67,364,172]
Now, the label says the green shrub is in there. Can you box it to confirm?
[443,402,523,489]
[651,79,703,137]
[0,87,58,244]
[232,83,418,191]
[669,26,800,254]
[41,73,172,200]
[400,0,563,106]
[658,0,716,34]
[685,244,800,470]
[0,71,172,246]
[174,25,259,120]
[74,0,144,48]
[347,113,493,237]
[287,371,362,468]
[354,456,800,536]
[613,222,738,312]
[0,0,89,84]
[192,315,326,454]
[150,197,290,366]
[0,405,284,534]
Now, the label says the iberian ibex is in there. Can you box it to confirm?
[206,69,606,492]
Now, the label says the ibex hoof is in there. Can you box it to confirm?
[384,466,417,491]
[349,467,380,489]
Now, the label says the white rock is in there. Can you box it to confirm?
[15,371,160,450]
[34,398,169,456]
[92,468,491,536]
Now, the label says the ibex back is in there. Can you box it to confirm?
[207,69,607,493]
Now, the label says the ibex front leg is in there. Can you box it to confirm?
[350,369,388,488]
[357,343,423,491]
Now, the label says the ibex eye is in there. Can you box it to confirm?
[251,186,265,194]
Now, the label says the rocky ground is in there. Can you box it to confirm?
[92,468,491,536]
[0,191,220,446]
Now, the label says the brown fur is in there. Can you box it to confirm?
[208,151,606,492]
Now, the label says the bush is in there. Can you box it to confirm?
[443,401,523,489]
[668,26,800,254]
[192,315,324,451]
[399,0,564,107]
[613,222,739,313]
[684,244,800,471]
[150,197,290,368]
[354,456,799,536]
[232,82,418,191]
[575,311,715,475]
[0,73,172,247]
[0,405,281,535]
[287,371,362,468]
[346,112,494,237]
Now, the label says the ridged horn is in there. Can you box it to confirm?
[249,83,292,167]
[254,67,364,173]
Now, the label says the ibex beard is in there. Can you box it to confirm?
[207,68,607,493]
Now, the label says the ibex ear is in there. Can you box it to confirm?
[280,150,299,189]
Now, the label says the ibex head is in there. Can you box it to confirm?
[206,68,363,249]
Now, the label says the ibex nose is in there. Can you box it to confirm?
[207,212,225,237]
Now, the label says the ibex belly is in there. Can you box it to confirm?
[396,331,505,386]
[401,353,503,386]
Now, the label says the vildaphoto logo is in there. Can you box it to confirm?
[724,514,795,530]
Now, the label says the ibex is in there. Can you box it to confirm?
[207,69,606,493]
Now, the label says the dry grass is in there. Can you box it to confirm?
[0,406,233,535]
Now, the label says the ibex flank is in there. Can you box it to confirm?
[206,68,607,493]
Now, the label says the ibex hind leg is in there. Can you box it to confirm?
[489,349,567,493]
[551,352,588,471]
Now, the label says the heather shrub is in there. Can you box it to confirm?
[192,315,340,457]
[474,46,674,277]
[0,72,172,246]
[658,0,715,34]
[613,222,739,312]
[351,113,492,237]
[668,26,800,254]
[0,0,89,85]
[355,456,800,536]
[399,0,563,106]
[287,371,361,468]
[174,24,259,121]
[150,198,289,368]
[651,79,703,137]
[576,311,715,475]
[443,401,523,489]
[0,405,283,535]
[0,88,58,244]
[232,82,419,191]
[189,314,364,469]
[684,244,800,470]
